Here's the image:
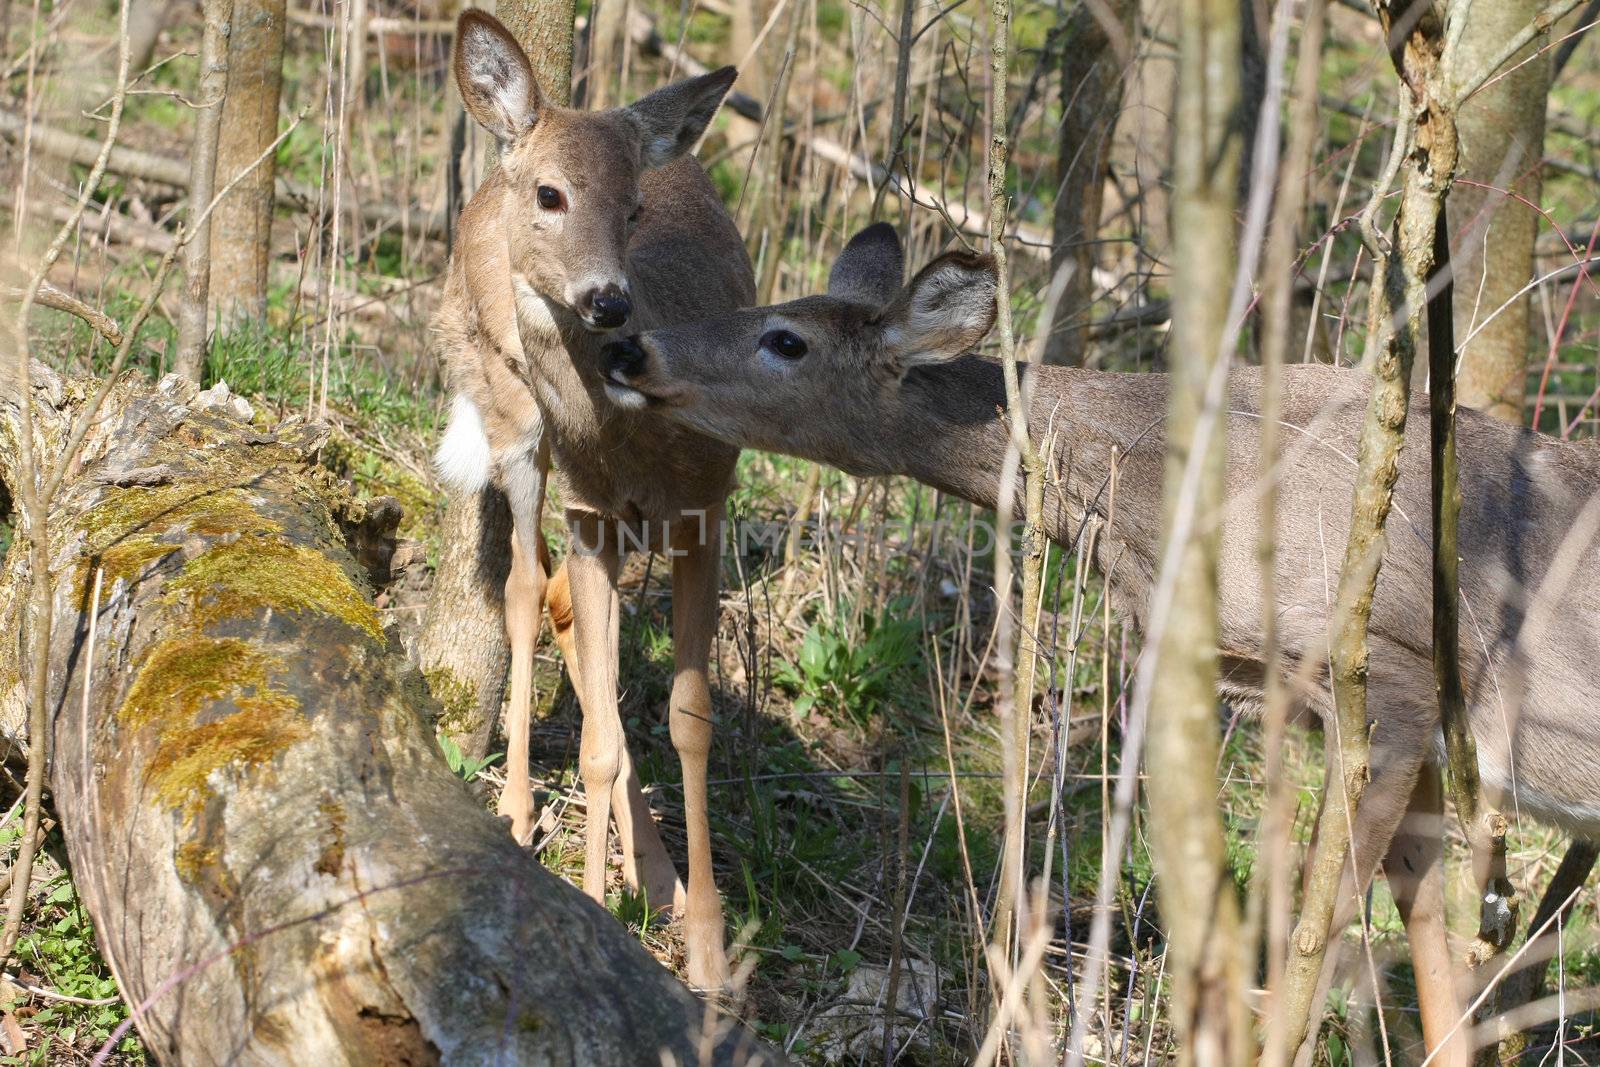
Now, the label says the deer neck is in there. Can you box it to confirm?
[890,357,1163,548]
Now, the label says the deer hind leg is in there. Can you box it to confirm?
[669,503,729,990]
[565,510,626,906]
[547,542,683,913]
[497,444,550,844]
[1293,698,1431,1067]
[1385,764,1471,1067]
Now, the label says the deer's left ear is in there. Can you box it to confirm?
[879,251,998,371]
[625,67,738,169]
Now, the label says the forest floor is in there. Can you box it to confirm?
[2,0,1599,1063]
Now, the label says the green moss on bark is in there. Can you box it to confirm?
[121,635,307,821]
[165,536,384,644]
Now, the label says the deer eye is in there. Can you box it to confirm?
[536,185,565,211]
[760,329,808,360]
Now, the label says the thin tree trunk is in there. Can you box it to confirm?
[0,370,775,1066]
[1042,0,1134,366]
[1142,0,1250,1063]
[1448,0,1553,424]
[210,0,286,328]
[1278,1,1460,1056]
[173,0,232,381]
[417,0,575,762]
[496,0,577,107]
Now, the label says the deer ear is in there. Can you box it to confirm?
[454,11,543,144]
[880,251,999,370]
[625,67,738,169]
[827,223,904,308]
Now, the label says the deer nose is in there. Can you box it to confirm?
[602,336,648,380]
[584,285,632,330]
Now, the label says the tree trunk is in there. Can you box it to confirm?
[495,0,576,106]
[0,369,773,1067]
[417,0,575,761]
[1447,0,1552,424]
[173,0,232,381]
[209,0,286,328]
[1143,0,1251,1063]
[417,487,513,760]
[1042,0,1134,366]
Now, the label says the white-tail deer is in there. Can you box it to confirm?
[602,223,1600,1054]
[434,11,753,988]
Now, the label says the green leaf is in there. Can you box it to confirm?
[830,948,861,974]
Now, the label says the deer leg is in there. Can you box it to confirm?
[566,510,625,905]
[1385,764,1471,1067]
[669,503,729,990]
[496,445,549,844]
[548,542,683,912]
[496,529,545,842]
[1293,724,1427,1067]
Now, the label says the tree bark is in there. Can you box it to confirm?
[417,0,575,761]
[1143,0,1251,1063]
[1042,0,1134,366]
[495,0,576,106]
[209,0,286,328]
[0,369,773,1067]
[1448,0,1553,424]
[174,0,232,381]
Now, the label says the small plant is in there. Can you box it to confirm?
[10,873,144,1064]
[436,734,503,782]
[774,605,921,724]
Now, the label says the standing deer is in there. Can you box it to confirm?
[600,223,1600,1053]
[433,11,754,988]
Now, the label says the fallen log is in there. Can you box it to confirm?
[0,367,774,1066]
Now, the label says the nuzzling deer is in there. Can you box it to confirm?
[600,222,1600,1051]
[434,11,754,988]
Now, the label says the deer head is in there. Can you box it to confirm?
[599,223,1000,470]
[453,10,736,331]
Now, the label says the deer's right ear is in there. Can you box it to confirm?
[879,251,999,371]
[827,222,904,308]
[454,11,543,144]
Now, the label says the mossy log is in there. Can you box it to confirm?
[0,368,772,1066]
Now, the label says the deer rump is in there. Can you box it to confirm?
[1046,362,1600,840]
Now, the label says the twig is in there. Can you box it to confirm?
[0,974,120,1007]
[0,283,122,346]
[0,0,134,975]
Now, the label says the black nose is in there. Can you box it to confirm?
[602,335,647,378]
[587,285,632,329]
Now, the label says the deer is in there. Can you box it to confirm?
[432,10,755,988]
[598,222,1600,1057]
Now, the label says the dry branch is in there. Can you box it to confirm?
[0,370,775,1066]
[1142,0,1250,1063]
[0,110,451,242]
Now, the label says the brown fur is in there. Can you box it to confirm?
[612,230,1600,1033]
[436,12,754,988]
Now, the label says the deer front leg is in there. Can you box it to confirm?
[1385,765,1471,1067]
[548,541,685,913]
[566,510,625,905]
[670,503,729,990]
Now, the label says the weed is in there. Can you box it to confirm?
[775,603,922,725]
[437,733,503,782]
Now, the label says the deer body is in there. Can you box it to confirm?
[835,355,1600,841]
[436,12,753,988]
[603,223,1600,1021]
